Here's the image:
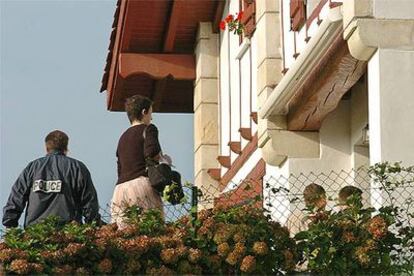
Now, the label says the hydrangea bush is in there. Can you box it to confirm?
[295,162,414,275]
[0,162,412,275]
[0,203,297,275]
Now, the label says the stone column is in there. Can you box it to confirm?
[194,22,220,208]
[368,49,414,209]
[255,0,320,166]
[368,49,414,165]
[343,0,414,165]
[343,0,414,208]
[255,0,284,164]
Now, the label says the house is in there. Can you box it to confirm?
[100,0,414,219]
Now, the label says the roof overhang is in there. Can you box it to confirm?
[100,0,225,112]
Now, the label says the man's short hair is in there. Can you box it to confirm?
[303,183,326,205]
[339,186,363,203]
[125,95,153,123]
[45,130,69,152]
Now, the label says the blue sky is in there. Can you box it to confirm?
[0,0,194,226]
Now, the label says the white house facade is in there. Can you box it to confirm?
[100,0,414,216]
[193,0,414,214]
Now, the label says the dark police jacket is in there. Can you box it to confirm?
[2,152,101,228]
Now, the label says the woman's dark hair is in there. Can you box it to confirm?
[45,130,69,152]
[125,95,153,123]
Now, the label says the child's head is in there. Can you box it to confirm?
[303,183,327,211]
[338,186,363,207]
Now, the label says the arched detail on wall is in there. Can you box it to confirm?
[118,53,196,80]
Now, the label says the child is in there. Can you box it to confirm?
[287,183,327,237]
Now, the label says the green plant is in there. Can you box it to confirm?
[175,202,298,275]
[162,181,187,205]
[1,162,412,275]
[0,204,297,275]
[369,162,414,274]
[295,206,399,274]
[122,205,165,236]
[294,162,414,275]
[0,216,98,274]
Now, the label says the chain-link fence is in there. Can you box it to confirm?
[99,166,414,233]
[262,167,414,232]
[4,165,410,246]
[99,185,196,224]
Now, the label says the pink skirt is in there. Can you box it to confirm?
[111,176,163,229]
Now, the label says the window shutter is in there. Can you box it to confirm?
[241,0,256,38]
[290,0,306,31]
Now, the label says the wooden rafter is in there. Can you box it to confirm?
[152,78,169,112]
[217,156,231,168]
[287,32,367,130]
[228,141,242,154]
[163,0,183,52]
[106,0,128,96]
[250,112,258,124]
[207,168,221,181]
[220,134,258,189]
[119,53,196,80]
[239,127,252,141]
[102,0,220,113]
[213,0,226,33]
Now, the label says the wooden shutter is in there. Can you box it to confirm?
[241,0,256,38]
[290,0,306,31]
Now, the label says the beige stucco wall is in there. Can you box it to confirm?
[373,0,414,19]
[288,100,352,175]
[349,78,370,201]
[249,0,414,215]
[350,78,369,147]
[192,0,414,215]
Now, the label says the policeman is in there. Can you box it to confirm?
[2,130,101,228]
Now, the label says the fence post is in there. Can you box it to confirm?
[191,186,199,237]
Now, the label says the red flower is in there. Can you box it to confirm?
[219,20,226,30]
[237,11,244,21]
[225,14,234,23]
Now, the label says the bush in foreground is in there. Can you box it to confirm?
[0,203,297,275]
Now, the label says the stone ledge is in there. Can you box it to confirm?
[256,12,281,67]
[259,129,320,166]
[194,145,219,175]
[196,22,214,42]
[256,0,280,24]
[194,78,218,111]
[342,0,373,31]
[257,58,283,96]
[194,103,219,151]
[345,18,414,61]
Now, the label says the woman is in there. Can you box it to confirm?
[111,95,171,228]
